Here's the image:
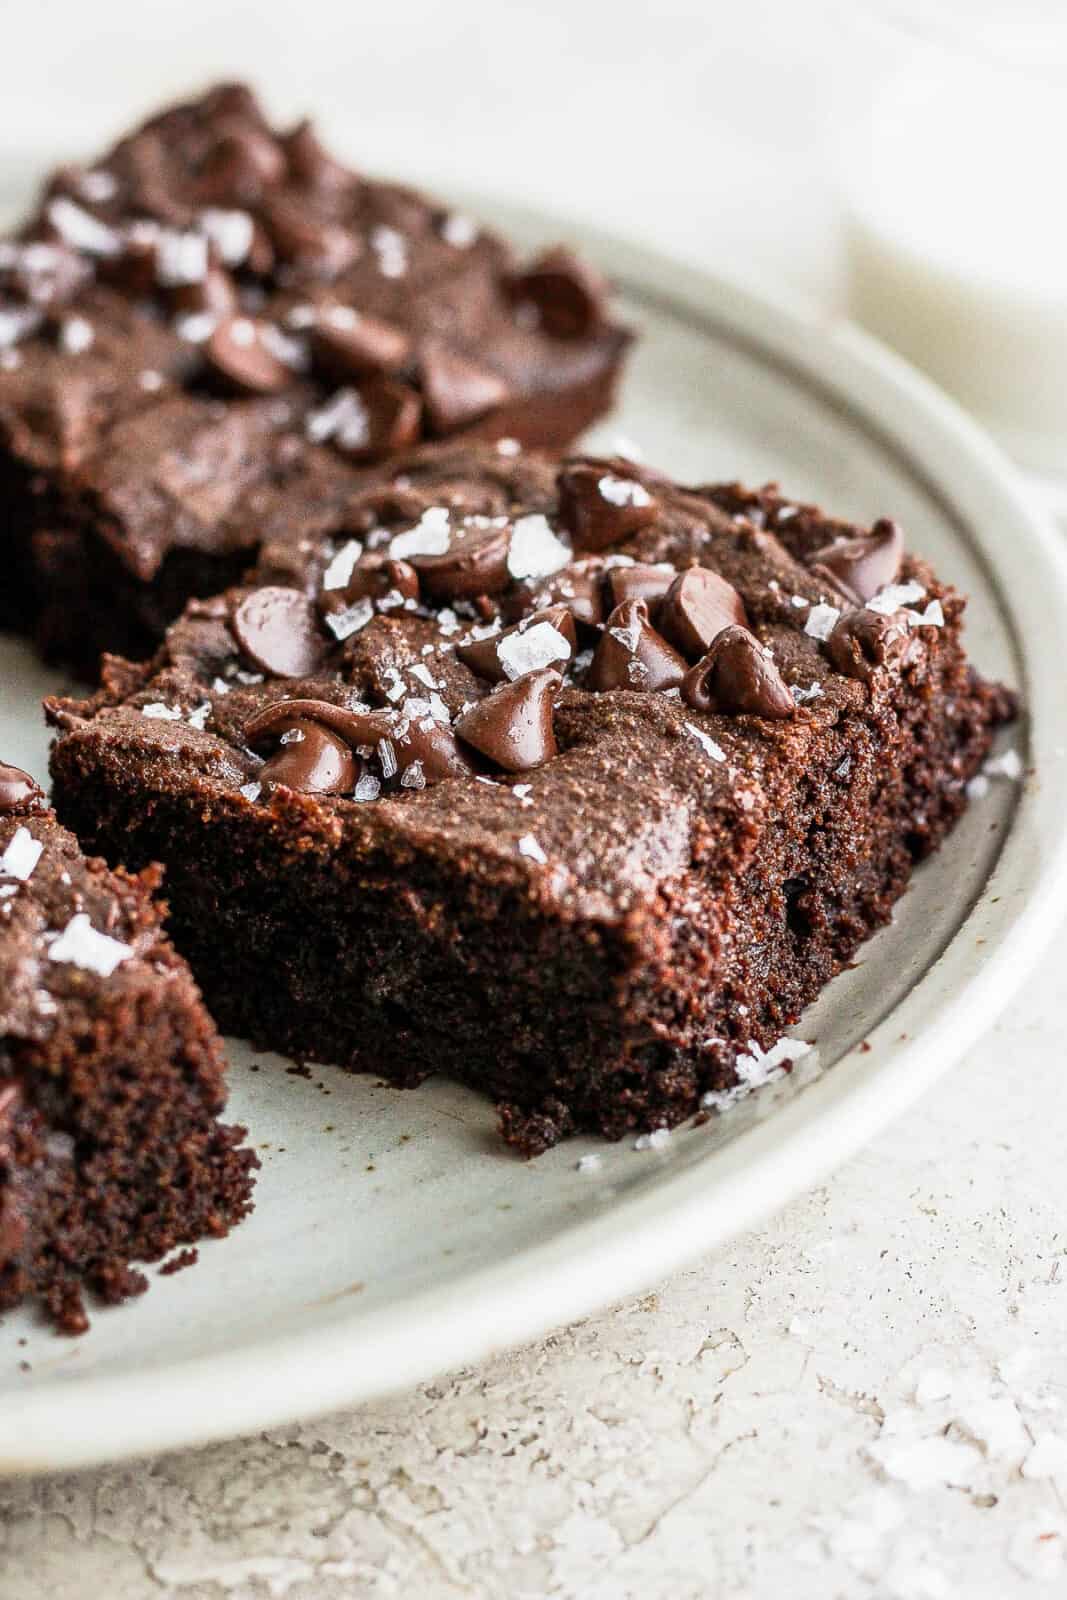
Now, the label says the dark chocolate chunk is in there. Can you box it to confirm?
[458,607,577,683]
[196,125,287,206]
[682,626,795,719]
[0,763,46,813]
[557,463,658,552]
[419,341,510,432]
[311,307,412,382]
[205,315,291,394]
[331,379,422,462]
[259,718,358,796]
[826,607,915,684]
[231,587,326,678]
[587,600,687,693]
[604,563,675,612]
[406,519,512,601]
[511,247,608,338]
[809,518,904,605]
[454,668,561,772]
[658,567,749,661]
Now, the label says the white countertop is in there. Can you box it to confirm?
[2,4,1066,1595]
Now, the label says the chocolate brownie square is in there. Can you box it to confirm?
[46,443,1013,1153]
[0,762,256,1331]
[0,83,630,675]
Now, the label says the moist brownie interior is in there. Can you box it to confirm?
[0,762,256,1332]
[46,442,1014,1154]
[0,82,630,676]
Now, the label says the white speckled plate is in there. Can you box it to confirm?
[2,196,1066,1475]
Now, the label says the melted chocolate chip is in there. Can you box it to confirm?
[259,718,358,796]
[511,248,608,338]
[682,626,795,719]
[246,698,471,788]
[246,698,393,748]
[455,668,561,772]
[587,599,687,693]
[458,607,577,683]
[231,587,326,678]
[657,567,749,661]
[205,316,290,395]
[312,310,412,382]
[419,341,511,432]
[556,463,658,553]
[0,763,46,814]
[826,607,915,684]
[521,558,607,630]
[604,563,675,612]
[408,519,512,601]
[809,517,904,605]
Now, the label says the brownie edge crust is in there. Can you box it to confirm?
[47,444,1015,1155]
[0,763,256,1332]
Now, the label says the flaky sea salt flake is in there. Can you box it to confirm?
[683,722,726,763]
[322,539,363,591]
[48,913,133,977]
[506,514,570,580]
[0,827,43,882]
[804,602,841,641]
[141,702,182,720]
[517,833,547,864]
[497,620,571,679]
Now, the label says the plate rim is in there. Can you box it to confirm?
[6,215,1067,1474]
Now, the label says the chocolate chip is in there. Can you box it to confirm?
[682,626,795,718]
[312,309,412,382]
[246,698,394,749]
[259,718,359,796]
[320,557,420,615]
[455,668,561,772]
[511,247,608,338]
[826,607,915,684]
[556,463,658,552]
[0,763,45,813]
[282,119,354,191]
[604,563,675,612]
[407,518,512,601]
[393,718,475,785]
[196,126,287,206]
[419,340,510,432]
[331,378,423,462]
[231,587,326,678]
[587,599,687,693]
[458,607,577,683]
[809,517,904,605]
[99,233,158,297]
[520,558,607,630]
[205,316,291,395]
[657,567,749,661]
[170,266,238,318]
[260,195,361,279]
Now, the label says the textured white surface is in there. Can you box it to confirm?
[2,2,1066,1593]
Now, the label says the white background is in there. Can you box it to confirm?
[4,3,1067,1596]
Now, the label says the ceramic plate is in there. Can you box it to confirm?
[2,199,1067,1474]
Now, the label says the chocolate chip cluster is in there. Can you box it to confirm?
[227,457,915,804]
[0,83,619,462]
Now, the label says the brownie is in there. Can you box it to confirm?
[46,443,1014,1154]
[0,761,256,1332]
[0,83,630,676]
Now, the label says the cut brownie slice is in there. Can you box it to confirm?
[0,762,256,1332]
[0,82,630,675]
[47,444,1014,1154]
